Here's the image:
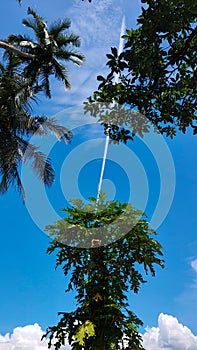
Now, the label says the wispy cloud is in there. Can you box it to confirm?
[47,1,126,109]
[68,0,124,49]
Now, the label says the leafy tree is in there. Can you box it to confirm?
[44,194,164,349]
[85,0,197,141]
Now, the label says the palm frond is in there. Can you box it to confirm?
[0,57,41,117]
[0,129,55,198]
[22,18,37,31]
[22,60,40,84]
[54,33,81,48]
[10,114,43,136]
[14,80,41,112]
[8,34,32,45]
[0,175,8,194]
[55,48,84,65]
[0,133,26,200]
[13,165,26,201]
[40,65,52,98]
[1,53,22,76]
[25,7,45,29]
[18,138,55,186]
[63,33,81,48]
[52,59,71,89]
[49,18,71,39]
[0,62,5,73]
[23,8,49,47]
[40,117,72,143]
[0,166,25,201]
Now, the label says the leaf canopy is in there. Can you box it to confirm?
[85,0,197,141]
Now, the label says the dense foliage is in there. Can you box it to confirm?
[85,0,197,141]
[44,194,164,349]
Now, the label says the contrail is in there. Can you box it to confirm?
[97,16,126,202]
[115,15,126,80]
[118,15,126,55]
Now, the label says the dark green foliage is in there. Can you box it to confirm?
[0,55,71,199]
[85,0,197,141]
[44,194,164,349]
[84,100,153,143]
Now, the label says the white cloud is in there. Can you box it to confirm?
[0,324,70,350]
[143,313,197,350]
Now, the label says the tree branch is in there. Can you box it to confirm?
[0,41,35,59]
[180,25,197,57]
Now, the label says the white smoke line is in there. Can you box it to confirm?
[96,16,126,202]
[96,134,110,202]
[115,15,126,83]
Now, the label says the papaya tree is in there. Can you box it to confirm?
[44,193,164,349]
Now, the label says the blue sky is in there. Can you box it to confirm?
[0,1,197,349]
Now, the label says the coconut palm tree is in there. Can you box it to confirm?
[0,55,72,200]
[5,7,84,97]
[0,9,84,199]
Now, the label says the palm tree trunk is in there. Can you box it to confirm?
[0,41,35,59]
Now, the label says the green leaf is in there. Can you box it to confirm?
[111,47,118,58]
[97,75,105,81]
[75,321,95,345]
